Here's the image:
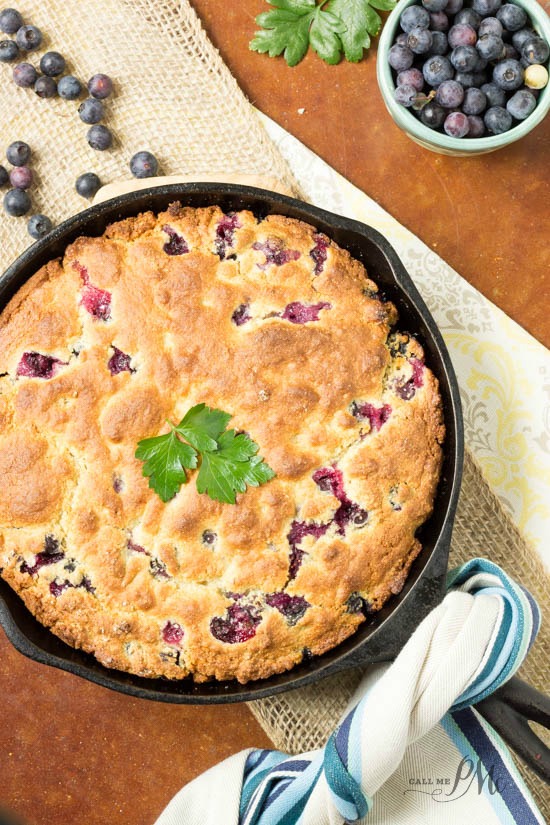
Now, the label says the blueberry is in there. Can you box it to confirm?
[448,23,477,49]
[388,43,414,71]
[39,51,66,77]
[422,54,453,85]
[420,100,446,127]
[397,67,424,91]
[0,8,23,34]
[443,110,470,137]
[27,214,52,239]
[34,76,57,98]
[15,24,42,51]
[502,43,519,60]
[87,73,113,99]
[75,172,101,198]
[493,58,523,90]
[12,61,36,86]
[522,37,550,66]
[0,38,18,61]
[478,17,503,38]
[78,97,104,124]
[444,0,463,14]
[129,150,159,178]
[407,26,433,54]
[87,124,112,150]
[454,70,486,87]
[394,83,419,106]
[0,164,8,186]
[430,31,449,54]
[436,79,465,107]
[400,5,430,33]
[467,114,486,136]
[57,75,82,99]
[6,140,30,166]
[462,86,487,114]
[421,0,447,10]
[496,4,527,32]
[471,0,502,14]
[451,45,479,71]
[524,64,549,89]
[9,165,32,189]
[481,81,507,107]
[396,32,409,46]
[3,187,30,216]
[512,28,535,53]
[477,33,505,61]
[484,105,513,133]
[429,11,449,31]
[506,88,536,119]
[454,8,481,29]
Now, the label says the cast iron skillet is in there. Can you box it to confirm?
[0,184,548,781]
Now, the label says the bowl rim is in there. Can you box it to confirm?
[376,0,550,152]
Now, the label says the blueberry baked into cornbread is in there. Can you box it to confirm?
[0,204,444,683]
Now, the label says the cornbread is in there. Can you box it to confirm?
[0,204,444,683]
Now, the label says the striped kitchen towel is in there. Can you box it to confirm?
[155,559,545,825]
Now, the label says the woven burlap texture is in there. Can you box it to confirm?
[0,0,547,816]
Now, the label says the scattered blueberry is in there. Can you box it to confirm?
[87,124,112,151]
[129,150,159,178]
[75,171,101,199]
[231,303,251,325]
[493,58,523,90]
[162,225,188,255]
[15,24,42,51]
[266,592,309,626]
[9,165,32,189]
[201,530,217,546]
[0,38,18,61]
[87,73,113,99]
[12,61,36,87]
[210,602,262,644]
[34,75,57,98]
[0,164,7,186]
[0,8,23,34]
[506,88,536,119]
[496,3,527,31]
[3,187,30,216]
[39,50,66,76]
[78,97,104,124]
[522,36,550,66]
[108,346,133,375]
[57,74,82,99]
[27,213,52,239]
[484,105,513,133]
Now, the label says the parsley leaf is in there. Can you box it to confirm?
[175,403,231,452]
[250,0,396,66]
[135,430,198,503]
[250,0,316,67]
[135,405,275,505]
[196,430,276,505]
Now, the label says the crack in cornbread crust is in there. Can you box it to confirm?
[0,205,445,683]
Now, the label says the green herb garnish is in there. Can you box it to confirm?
[249,0,396,67]
[135,404,275,505]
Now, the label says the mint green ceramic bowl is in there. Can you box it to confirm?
[377,0,550,155]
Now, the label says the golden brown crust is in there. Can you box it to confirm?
[0,206,444,683]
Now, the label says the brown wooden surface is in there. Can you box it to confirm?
[1,3,549,825]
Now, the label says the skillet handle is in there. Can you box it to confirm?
[475,676,550,783]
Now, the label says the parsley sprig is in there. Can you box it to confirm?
[135,404,275,505]
[250,0,397,67]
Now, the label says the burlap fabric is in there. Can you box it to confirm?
[0,0,547,815]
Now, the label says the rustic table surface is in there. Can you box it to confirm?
[1,2,549,824]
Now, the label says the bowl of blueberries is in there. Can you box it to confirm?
[376,0,550,154]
